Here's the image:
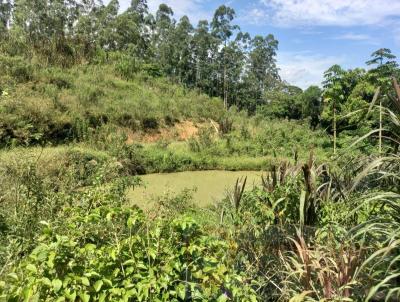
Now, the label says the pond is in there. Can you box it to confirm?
[128,170,264,209]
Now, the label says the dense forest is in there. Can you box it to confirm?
[1,0,400,301]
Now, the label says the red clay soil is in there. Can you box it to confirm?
[125,120,206,144]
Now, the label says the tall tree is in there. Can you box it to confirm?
[130,0,148,21]
[366,48,398,154]
[367,48,398,84]
[367,48,397,66]
[0,0,11,36]
[173,15,194,84]
[127,0,152,57]
[154,4,175,75]
[13,0,81,64]
[74,0,104,58]
[301,86,322,129]
[211,5,238,109]
[193,20,215,94]
[224,32,250,107]
[248,34,279,99]
[96,0,120,51]
[322,64,346,154]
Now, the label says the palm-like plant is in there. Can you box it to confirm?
[281,230,363,301]
[349,78,400,301]
[279,77,400,301]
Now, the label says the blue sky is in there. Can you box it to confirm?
[114,0,400,88]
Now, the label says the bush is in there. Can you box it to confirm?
[218,116,234,135]
[0,178,257,302]
[78,86,105,104]
[115,55,140,80]
[0,55,35,83]
[141,117,159,130]
[117,113,138,129]
[48,73,73,89]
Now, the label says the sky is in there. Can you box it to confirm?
[114,0,400,89]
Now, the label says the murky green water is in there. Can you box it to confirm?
[128,170,264,208]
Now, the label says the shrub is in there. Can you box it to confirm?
[116,113,138,129]
[218,116,234,135]
[48,73,73,89]
[78,86,105,104]
[141,63,162,77]
[0,180,257,302]
[141,117,159,130]
[0,55,35,83]
[115,55,140,80]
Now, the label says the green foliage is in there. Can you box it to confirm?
[257,84,322,126]
[0,0,283,113]
[0,54,34,83]
[186,119,330,162]
[115,53,141,80]
[0,63,227,147]
[0,174,257,301]
[1,2,400,300]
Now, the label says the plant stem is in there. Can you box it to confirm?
[333,103,337,155]
[379,98,382,155]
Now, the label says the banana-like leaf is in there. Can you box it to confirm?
[299,190,306,230]
[366,86,381,119]
[366,273,400,302]
[393,78,400,104]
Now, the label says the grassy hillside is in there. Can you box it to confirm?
[0,56,333,177]
[0,59,225,147]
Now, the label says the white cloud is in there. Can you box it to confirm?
[394,27,400,47]
[241,7,269,25]
[277,51,345,89]
[332,33,379,45]
[255,0,400,27]
[334,33,372,41]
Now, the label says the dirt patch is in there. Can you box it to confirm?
[174,121,199,140]
[126,120,209,144]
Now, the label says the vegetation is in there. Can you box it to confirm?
[1,0,400,301]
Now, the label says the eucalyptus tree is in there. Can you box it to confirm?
[95,0,120,51]
[211,5,239,109]
[153,4,176,76]
[0,0,11,37]
[12,0,81,64]
[122,0,152,57]
[14,0,81,42]
[193,20,215,94]
[245,34,279,107]
[130,0,148,22]
[74,1,101,37]
[249,35,279,90]
[114,6,146,53]
[224,31,250,107]
[173,15,195,84]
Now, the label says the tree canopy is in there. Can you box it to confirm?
[0,0,399,129]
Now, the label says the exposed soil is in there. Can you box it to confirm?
[126,120,210,144]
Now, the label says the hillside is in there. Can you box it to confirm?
[1,1,400,301]
[0,57,332,177]
[0,60,224,147]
